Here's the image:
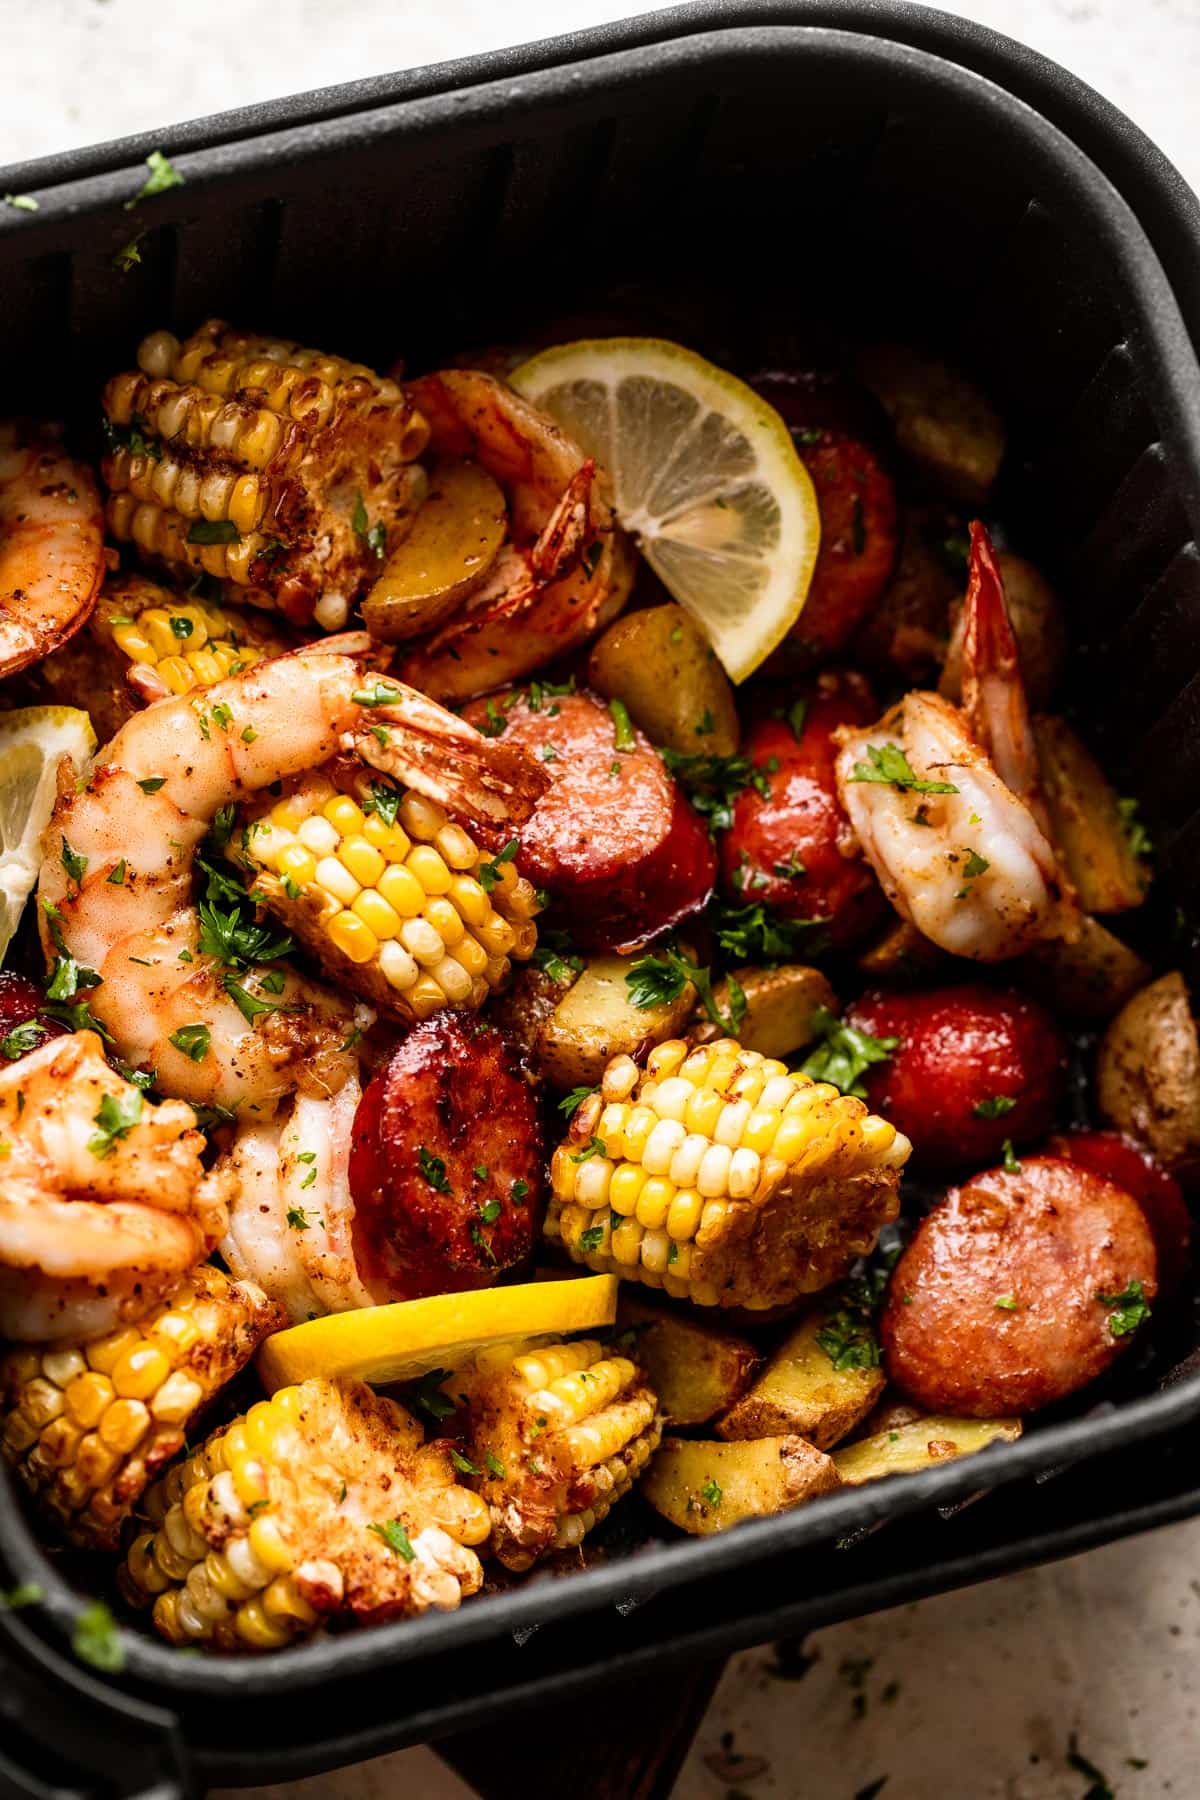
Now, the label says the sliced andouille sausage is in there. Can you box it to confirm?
[845,983,1067,1174]
[463,686,715,951]
[719,672,886,948]
[0,971,68,1060]
[881,1155,1158,1416]
[348,1014,542,1300]
[1048,1128,1191,1301]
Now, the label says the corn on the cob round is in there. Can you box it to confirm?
[0,1268,282,1552]
[120,1377,487,1651]
[101,320,430,628]
[445,1335,661,1570]
[36,572,292,741]
[234,768,540,1022]
[546,1040,912,1309]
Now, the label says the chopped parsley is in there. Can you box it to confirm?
[695,708,714,737]
[800,1008,897,1099]
[60,837,87,889]
[0,1582,43,1610]
[168,1023,210,1062]
[112,233,145,272]
[352,680,401,707]
[2,193,39,212]
[849,742,958,796]
[1001,1139,1022,1174]
[478,1198,502,1224]
[609,697,636,752]
[477,698,509,738]
[107,859,127,885]
[786,698,809,741]
[478,838,519,894]
[558,1086,594,1120]
[531,931,584,984]
[87,1089,143,1159]
[709,897,829,965]
[974,1094,1017,1119]
[511,1178,529,1205]
[699,1478,722,1508]
[363,782,401,827]
[286,1206,314,1231]
[418,1146,452,1193]
[449,1449,479,1475]
[578,1223,607,1251]
[526,677,575,711]
[222,975,295,1023]
[197,858,295,970]
[1066,1737,1114,1800]
[773,853,807,881]
[72,1600,123,1673]
[1117,795,1153,861]
[659,748,771,835]
[570,1136,607,1164]
[125,149,184,210]
[0,1020,46,1061]
[368,1519,415,1562]
[625,943,745,1035]
[1096,1279,1151,1337]
[484,1451,506,1479]
[406,1368,455,1423]
[137,776,167,794]
[187,519,241,546]
[961,848,989,878]
[101,412,161,460]
[994,1295,1018,1311]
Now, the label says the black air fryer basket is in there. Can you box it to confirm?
[3,5,1200,1792]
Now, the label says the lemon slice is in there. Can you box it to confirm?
[510,338,820,682]
[256,1274,619,1392]
[0,706,96,963]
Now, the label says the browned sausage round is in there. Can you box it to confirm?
[348,1014,543,1299]
[462,685,716,950]
[881,1155,1158,1416]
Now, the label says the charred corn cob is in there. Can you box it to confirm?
[101,320,430,628]
[36,572,291,742]
[120,1377,487,1651]
[446,1336,661,1570]
[0,1268,281,1552]
[547,1040,911,1310]
[233,767,540,1022]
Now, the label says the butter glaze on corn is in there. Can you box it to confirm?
[446,1335,661,1570]
[120,1377,486,1651]
[0,1268,281,1552]
[547,1040,912,1309]
[101,320,430,627]
[235,768,540,1022]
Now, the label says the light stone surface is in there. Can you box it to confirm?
[9,1,1198,1795]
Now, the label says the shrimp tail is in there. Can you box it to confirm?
[960,521,1050,827]
[352,680,550,828]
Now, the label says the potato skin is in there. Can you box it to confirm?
[719,673,886,948]
[361,456,506,641]
[1031,717,1149,914]
[845,983,1067,1174]
[641,1434,840,1535]
[587,603,739,755]
[617,1294,760,1426]
[707,964,835,1060]
[881,1155,1158,1416]
[855,342,1006,504]
[832,1415,1020,1484]
[1047,1128,1191,1300]
[1017,915,1150,1024]
[534,954,695,1091]
[1097,972,1200,1182]
[715,1309,885,1449]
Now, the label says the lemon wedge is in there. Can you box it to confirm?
[256,1274,620,1392]
[510,338,820,682]
[0,706,96,963]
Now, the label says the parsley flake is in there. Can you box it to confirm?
[850,742,958,795]
[800,1008,897,1099]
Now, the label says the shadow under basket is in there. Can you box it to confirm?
[3,4,1200,1792]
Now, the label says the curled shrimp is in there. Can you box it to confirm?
[0,1031,229,1342]
[0,422,105,676]
[35,634,546,1116]
[836,523,1065,961]
[397,371,632,701]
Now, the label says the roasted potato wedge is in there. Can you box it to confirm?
[831,1416,1021,1485]
[362,457,507,641]
[642,1434,840,1535]
[487,960,576,1061]
[715,1310,885,1449]
[588,602,739,754]
[616,1294,760,1427]
[855,342,1005,504]
[857,918,948,985]
[940,552,1067,710]
[1098,971,1200,1178]
[1031,718,1149,914]
[852,1393,925,1440]
[1018,915,1150,1023]
[706,964,835,1060]
[534,953,696,1090]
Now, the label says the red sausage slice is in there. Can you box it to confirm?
[1048,1129,1191,1301]
[719,673,885,947]
[0,971,68,1060]
[881,1155,1158,1416]
[463,687,715,951]
[845,983,1067,1174]
[348,1014,543,1300]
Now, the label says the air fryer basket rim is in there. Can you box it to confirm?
[1,18,1199,1710]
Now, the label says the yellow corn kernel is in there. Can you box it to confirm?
[647,1040,688,1080]
[634,1176,675,1230]
[607,1162,647,1217]
[111,1344,172,1402]
[261,1575,317,1627]
[666,1187,703,1241]
[327,911,378,963]
[430,957,473,1004]
[620,1106,657,1163]
[474,912,515,957]
[42,1348,85,1388]
[99,1398,151,1455]
[352,889,401,939]
[150,1312,200,1356]
[157,656,194,693]
[408,974,448,1018]
[229,1454,269,1508]
[141,609,182,657]
[742,1108,781,1154]
[187,648,223,686]
[229,474,266,535]
[64,1370,115,1429]
[235,1597,292,1649]
[771,1112,817,1165]
[378,863,426,918]
[362,815,411,860]
[151,1372,204,1424]
[340,835,386,888]
[38,1416,85,1468]
[610,1217,644,1266]
[400,917,445,967]
[86,1329,142,1376]
[423,897,464,946]
[272,794,312,832]
[436,824,478,870]
[314,856,360,906]
[448,875,489,927]
[248,1511,294,1574]
[406,845,452,895]
[398,793,444,841]
[454,934,488,978]
[323,795,365,836]
[276,843,317,886]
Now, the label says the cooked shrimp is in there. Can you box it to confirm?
[835,523,1064,961]
[218,1078,374,1323]
[0,422,105,675]
[35,635,546,1115]
[397,371,630,701]
[0,1031,228,1342]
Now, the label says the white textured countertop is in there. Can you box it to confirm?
[6,3,1198,1797]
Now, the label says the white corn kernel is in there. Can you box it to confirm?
[714,1100,751,1148]
[298,816,339,856]
[729,1147,762,1199]
[314,856,360,906]
[696,1143,732,1197]
[641,1118,687,1176]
